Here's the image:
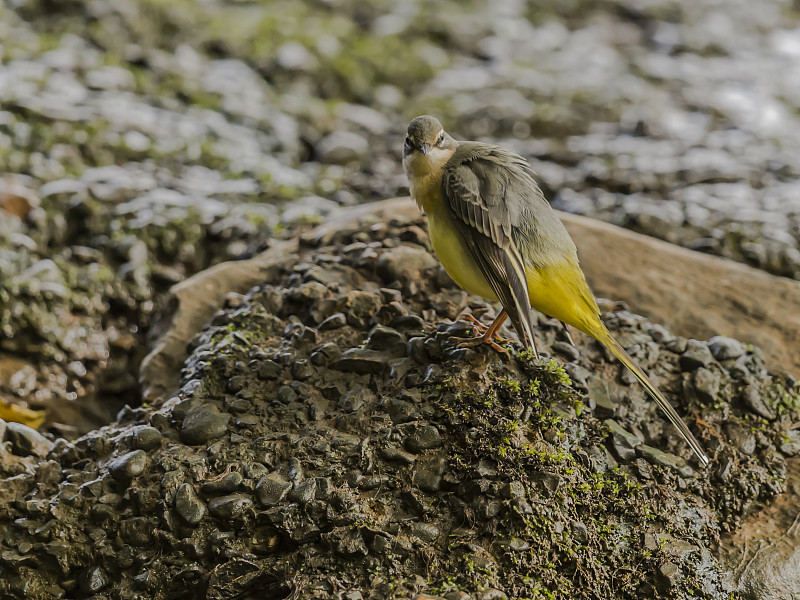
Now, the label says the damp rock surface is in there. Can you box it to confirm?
[0,215,797,600]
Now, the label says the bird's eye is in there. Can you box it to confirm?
[437,132,445,145]
[404,137,412,147]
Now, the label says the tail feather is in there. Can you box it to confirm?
[598,329,709,466]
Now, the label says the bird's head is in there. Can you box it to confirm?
[403,115,457,177]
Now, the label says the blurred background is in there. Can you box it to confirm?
[1,0,799,435]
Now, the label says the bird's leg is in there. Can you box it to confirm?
[452,310,510,355]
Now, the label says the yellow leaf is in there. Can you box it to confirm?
[0,398,46,429]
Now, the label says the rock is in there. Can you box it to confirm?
[319,313,347,331]
[366,325,407,357]
[571,521,589,544]
[413,456,447,492]
[287,478,317,504]
[680,340,714,371]
[724,422,757,456]
[108,450,148,480]
[530,471,561,498]
[80,566,109,594]
[410,522,440,543]
[132,426,162,450]
[175,483,207,525]
[604,419,641,462]
[499,481,525,499]
[693,367,721,402]
[256,473,292,507]
[332,348,391,374]
[208,494,253,519]
[316,131,369,165]
[655,561,679,594]
[377,245,438,285]
[180,404,231,444]
[202,471,243,494]
[636,445,694,477]
[741,384,776,420]
[708,336,745,361]
[5,422,54,457]
[404,425,443,453]
[257,360,282,380]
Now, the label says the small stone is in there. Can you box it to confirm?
[367,325,407,357]
[120,517,152,547]
[655,561,679,594]
[175,483,207,525]
[80,566,109,594]
[571,521,589,544]
[202,471,243,495]
[499,481,525,499]
[180,404,230,445]
[407,337,428,363]
[108,450,147,481]
[256,473,292,506]
[605,419,641,462]
[5,423,54,458]
[410,522,440,543]
[679,340,714,371]
[707,336,745,361]
[292,359,315,380]
[724,422,756,456]
[637,445,694,477]
[476,589,507,600]
[288,478,317,504]
[741,384,776,420]
[553,341,580,362]
[332,348,391,374]
[377,245,438,285]
[414,456,447,492]
[780,430,800,456]
[693,367,721,402]
[404,425,442,453]
[132,426,162,450]
[380,446,417,464]
[257,360,282,380]
[530,471,561,498]
[208,494,253,519]
[319,313,347,331]
[277,386,298,403]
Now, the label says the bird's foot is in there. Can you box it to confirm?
[458,312,509,343]
[450,335,510,357]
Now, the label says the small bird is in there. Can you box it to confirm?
[402,115,709,467]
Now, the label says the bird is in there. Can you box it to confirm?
[402,114,709,467]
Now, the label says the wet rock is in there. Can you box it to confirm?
[131,426,162,450]
[680,340,714,371]
[256,473,292,506]
[637,445,694,477]
[108,449,147,480]
[120,517,153,547]
[693,367,721,402]
[175,483,207,525]
[605,419,641,462]
[80,566,109,594]
[202,471,243,494]
[413,456,447,492]
[708,336,745,361]
[208,493,253,519]
[257,360,282,380]
[404,425,443,453]
[180,404,231,444]
[571,521,589,544]
[5,422,54,457]
[332,348,391,374]
[287,478,317,504]
[319,313,347,331]
[366,325,407,357]
[410,522,440,543]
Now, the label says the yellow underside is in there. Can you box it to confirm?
[427,200,603,339]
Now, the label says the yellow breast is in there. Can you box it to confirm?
[413,177,498,302]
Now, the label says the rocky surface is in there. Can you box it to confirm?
[1,213,799,599]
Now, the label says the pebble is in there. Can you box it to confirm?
[724,422,757,456]
[202,471,243,494]
[180,404,231,445]
[108,449,147,480]
[5,422,54,457]
[636,445,694,478]
[257,360,282,380]
[256,473,292,506]
[604,419,641,462]
[175,483,207,525]
[741,383,776,420]
[332,348,391,374]
[367,325,407,357]
[404,425,443,453]
[707,336,745,361]
[413,457,447,492]
[208,493,253,519]
[80,566,109,594]
[131,426,162,450]
[319,313,347,331]
[288,478,317,504]
[679,340,714,371]
[530,471,561,498]
[693,367,721,402]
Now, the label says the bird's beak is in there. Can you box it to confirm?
[419,145,428,156]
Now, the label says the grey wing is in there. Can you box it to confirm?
[442,155,538,351]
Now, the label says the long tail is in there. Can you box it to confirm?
[596,328,709,467]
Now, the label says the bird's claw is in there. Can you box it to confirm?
[450,335,510,357]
